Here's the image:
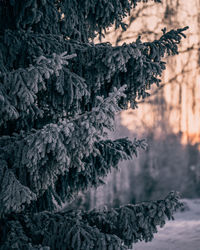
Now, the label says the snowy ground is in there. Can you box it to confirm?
[133,199,200,250]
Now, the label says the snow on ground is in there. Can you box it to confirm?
[133,199,200,250]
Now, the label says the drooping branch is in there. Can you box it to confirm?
[84,192,182,248]
[0,86,147,215]
[0,192,182,250]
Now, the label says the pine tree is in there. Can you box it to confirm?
[0,1,188,249]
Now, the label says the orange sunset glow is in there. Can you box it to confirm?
[99,0,200,147]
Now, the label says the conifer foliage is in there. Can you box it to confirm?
[0,0,188,249]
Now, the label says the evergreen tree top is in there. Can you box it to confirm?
[0,26,188,135]
[0,0,188,216]
[0,0,161,41]
[0,0,188,215]
[0,0,189,249]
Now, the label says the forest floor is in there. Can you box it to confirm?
[133,199,200,250]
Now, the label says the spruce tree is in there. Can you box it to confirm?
[0,1,188,249]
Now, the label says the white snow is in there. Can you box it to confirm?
[133,199,200,250]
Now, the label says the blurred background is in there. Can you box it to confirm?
[68,0,200,211]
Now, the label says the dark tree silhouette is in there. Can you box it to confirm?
[0,1,188,249]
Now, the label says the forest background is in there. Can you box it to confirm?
[68,0,200,211]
